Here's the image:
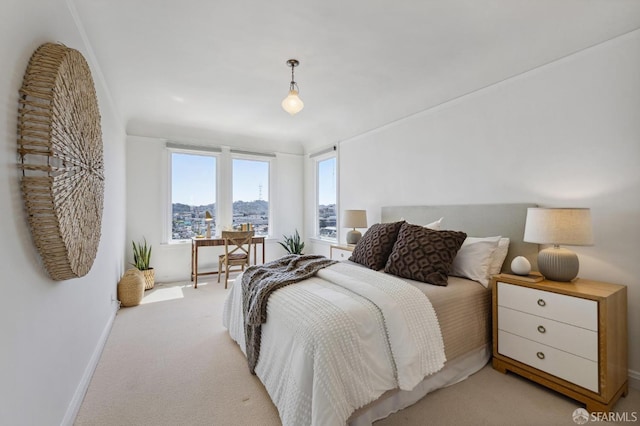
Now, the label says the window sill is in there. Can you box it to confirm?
[308,237,338,246]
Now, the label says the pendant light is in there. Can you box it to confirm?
[281,59,304,115]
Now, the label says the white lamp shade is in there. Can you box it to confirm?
[524,208,593,246]
[342,210,367,229]
[281,89,304,115]
[524,208,593,282]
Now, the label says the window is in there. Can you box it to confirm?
[170,152,217,240]
[317,155,337,240]
[232,158,269,236]
[167,146,273,242]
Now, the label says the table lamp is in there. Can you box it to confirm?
[523,208,593,282]
[343,210,367,245]
[205,211,213,238]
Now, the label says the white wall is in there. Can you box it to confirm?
[325,31,640,380]
[0,1,126,425]
[126,136,304,283]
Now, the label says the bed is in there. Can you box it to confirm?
[223,204,538,425]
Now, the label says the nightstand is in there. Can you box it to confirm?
[330,244,355,261]
[492,274,628,412]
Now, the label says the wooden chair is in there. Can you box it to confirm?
[218,230,254,288]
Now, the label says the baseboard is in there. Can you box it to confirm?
[60,302,119,426]
[629,369,640,391]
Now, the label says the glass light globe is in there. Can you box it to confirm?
[281,89,304,115]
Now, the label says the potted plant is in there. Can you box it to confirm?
[132,238,154,290]
[279,229,305,255]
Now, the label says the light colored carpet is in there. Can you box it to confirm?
[75,279,639,426]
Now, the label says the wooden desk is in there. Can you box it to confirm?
[191,236,265,288]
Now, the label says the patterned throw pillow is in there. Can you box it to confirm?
[349,221,405,270]
[384,223,467,286]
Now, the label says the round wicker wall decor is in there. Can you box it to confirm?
[18,43,104,281]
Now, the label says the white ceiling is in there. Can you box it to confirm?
[72,0,640,153]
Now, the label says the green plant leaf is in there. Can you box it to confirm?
[279,229,304,255]
[131,237,152,270]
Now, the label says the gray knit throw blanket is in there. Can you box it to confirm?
[242,254,337,374]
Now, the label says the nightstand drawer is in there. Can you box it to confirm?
[331,248,353,261]
[497,282,598,331]
[498,306,598,361]
[493,274,627,411]
[498,330,598,392]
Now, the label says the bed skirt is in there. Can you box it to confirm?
[348,344,491,425]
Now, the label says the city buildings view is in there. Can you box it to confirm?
[318,204,337,239]
[172,200,269,239]
[172,202,337,240]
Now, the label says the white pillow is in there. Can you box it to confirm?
[398,216,443,230]
[425,217,443,230]
[488,237,510,276]
[450,236,501,287]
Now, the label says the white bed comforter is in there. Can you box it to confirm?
[222,262,445,426]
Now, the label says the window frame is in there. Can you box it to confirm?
[166,147,220,244]
[230,152,273,238]
[314,150,338,242]
[165,145,275,244]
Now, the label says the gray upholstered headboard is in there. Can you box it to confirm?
[381,203,538,274]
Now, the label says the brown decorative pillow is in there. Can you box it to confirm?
[349,221,405,270]
[384,223,467,286]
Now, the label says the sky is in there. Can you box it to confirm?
[318,157,336,205]
[172,153,269,206]
[233,158,269,202]
[172,152,336,206]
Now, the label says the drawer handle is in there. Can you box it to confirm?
[536,351,545,360]
[537,299,546,307]
[537,325,546,334]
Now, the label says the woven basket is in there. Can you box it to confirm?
[17,43,103,280]
[142,268,155,290]
[117,269,145,307]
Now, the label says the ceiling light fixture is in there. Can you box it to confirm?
[281,59,304,115]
